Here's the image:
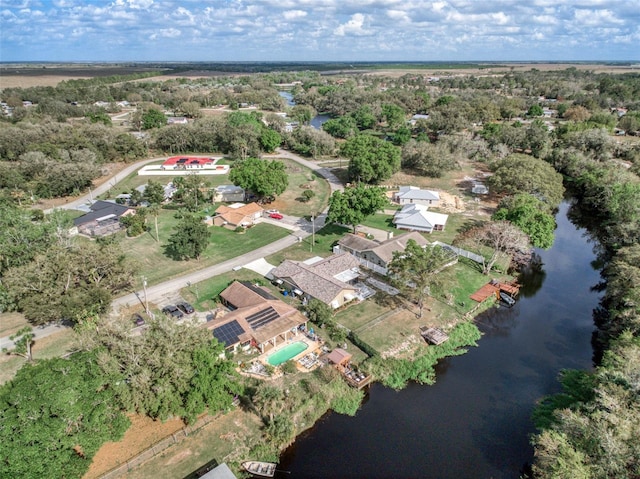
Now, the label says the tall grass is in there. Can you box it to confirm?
[366,321,481,390]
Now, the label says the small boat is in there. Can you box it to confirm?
[499,291,516,306]
[241,461,277,478]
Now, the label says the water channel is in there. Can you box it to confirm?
[278,201,601,478]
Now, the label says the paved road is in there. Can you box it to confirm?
[2,149,343,348]
[113,148,342,311]
[44,156,169,214]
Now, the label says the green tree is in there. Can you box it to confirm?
[143,180,165,205]
[259,128,282,153]
[488,154,565,208]
[326,185,387,233]
[527,104,544,117]
[3,242,134,325]
[303,298,333,326]
[142,108,167,129]
[401,139,458,178]
[351,105,377,130]
[172,174,209,212]
[342,135,401,184]
[291,104,316,125]
[229,158,288,200]
[253,383,285,423]
[0,352,130,479]
[388,240,454,318]
[382,103,406,129]
[3,326,35,361]
[166,214,209,260]
[493,193,557,249]
[323,115,358,139]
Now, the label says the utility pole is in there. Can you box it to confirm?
[142,276,149,315]
[310,214,315,252]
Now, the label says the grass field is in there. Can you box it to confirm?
[265,223,349,265]
[119,211,289,285]
[0,329,77,384]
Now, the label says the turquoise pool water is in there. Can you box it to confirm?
[267,341,308,366]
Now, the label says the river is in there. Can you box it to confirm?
[278,91,330,129]
[278,201,600,478]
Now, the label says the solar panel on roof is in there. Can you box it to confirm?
[246,306,279,329]
[240,281,276,300]
[212,320,244,347]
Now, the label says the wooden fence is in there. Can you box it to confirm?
[98,414,217,479]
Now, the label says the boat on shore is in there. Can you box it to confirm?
[241,461,277,478]
[500,291,516,306]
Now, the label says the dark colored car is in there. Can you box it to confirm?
[162,305,184,319]
[132,313,145,326]
[176,301,194,314]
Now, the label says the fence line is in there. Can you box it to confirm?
[97,414,218,479]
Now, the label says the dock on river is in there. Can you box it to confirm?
[470,280,520,303]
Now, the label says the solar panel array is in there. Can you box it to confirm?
[213,320,244,347]
[246,306,279,330]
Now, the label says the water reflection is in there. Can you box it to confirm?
[279,202,600,478]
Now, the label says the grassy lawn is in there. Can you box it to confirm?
[359,213,400,233]
[98,160,233,201]
[266,223,350,265]
[0,312,29,337]
[335,300,393,333]
[0,329,77,384]
[263,158,331,218]
[121,211,289,285]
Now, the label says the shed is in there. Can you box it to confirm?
[327,348,352,366]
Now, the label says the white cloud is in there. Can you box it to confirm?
[283,9,307,20]
[334,13,370,36]
[0,0,638,61]
[150,27,180,40]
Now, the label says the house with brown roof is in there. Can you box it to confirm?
[270,253,361,309]
[205,281,307,353]
[212,202,263,229]
[335,231,429,275]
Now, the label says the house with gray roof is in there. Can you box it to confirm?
[335,231,429,275]
[393,186,440,206]
[393,204,448,233]
[71,200,135,237]
[271,253,361,309]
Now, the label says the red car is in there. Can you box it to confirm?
[269,212,284,220]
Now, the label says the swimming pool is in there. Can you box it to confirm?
[267,341,308,366]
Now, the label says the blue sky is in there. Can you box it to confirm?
[1,0,639,62]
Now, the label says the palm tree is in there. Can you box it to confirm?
[147,204,161,242]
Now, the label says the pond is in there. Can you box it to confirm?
[278,201,601,478]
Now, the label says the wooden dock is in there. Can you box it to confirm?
[470,280,520,303]
[420,326,449,345]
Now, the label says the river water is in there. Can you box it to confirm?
[278,201,600,478]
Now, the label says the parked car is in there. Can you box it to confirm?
[266,209,279,214]
[132,313,145,326]
[269,212,284,220]
[176,301,194,314]
[162,305,184,319]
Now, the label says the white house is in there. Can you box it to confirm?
[393,204,448,233]
[393,186,440,206]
